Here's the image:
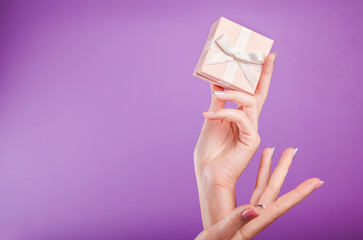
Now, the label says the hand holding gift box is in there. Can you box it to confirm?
[193,17,274,95]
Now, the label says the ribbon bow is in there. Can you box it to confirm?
[206,34,265,89]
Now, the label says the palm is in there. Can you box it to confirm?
[195,119,256,188]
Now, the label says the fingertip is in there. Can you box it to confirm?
[314,180,324,190]
[272,52,278,62]
[264,147,275,162]
[299,177,323,192]
[210,204,258,239]
[282,147,296,157]
[213,90,227,96]
[210,83,224,92]
[202,111,216,118]
[209,84,226,111]
[285,147,296,152]
[266,52,277,61]
[307,177,323,186]
[263,147,274,156]
[261,148,269,156]
[241,207,259,221]
[266,53,276,63]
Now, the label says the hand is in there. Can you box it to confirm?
[195,148,324,240]
[236,148,323,239]
[194,53,277,227]
[195,205,259,240]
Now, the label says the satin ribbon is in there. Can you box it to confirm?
[205,34,265,89]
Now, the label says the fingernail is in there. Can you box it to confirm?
[213,91,226,95]
[293,148,298,158]
[241,208,259,221]
[314,180,324,190]
[271,147,275,157]
[273,52,278,62]
[202,111,215,116]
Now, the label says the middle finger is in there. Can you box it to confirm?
[257,148,298,205]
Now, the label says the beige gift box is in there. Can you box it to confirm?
[193,17,274,95]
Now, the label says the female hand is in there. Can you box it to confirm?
[195,205,259,240]
[194,53,277,227]
[236,148,323,239]
[195,148,324,240]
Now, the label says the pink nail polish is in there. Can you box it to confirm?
[241,208,259,221]
[314,181,324,190]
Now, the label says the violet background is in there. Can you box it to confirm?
[0,0,362,239]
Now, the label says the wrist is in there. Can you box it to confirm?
[195,164,237,192]
[196,182,237,229]
[195,167,237,229]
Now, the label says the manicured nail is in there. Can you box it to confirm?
[202,111,215,116]
[241,208,259,221]
[314,180,324,190]
[293,148,298,158]
[271,147,275,157]
[213,91,226,95]
[273,52,278,63]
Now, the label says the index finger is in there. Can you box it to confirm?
[255,53,277,115]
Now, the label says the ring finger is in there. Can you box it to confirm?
[250,148,274,205]
[257,148,297,205]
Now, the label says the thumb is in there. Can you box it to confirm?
[208,83,225,112]
[201,205,259,240]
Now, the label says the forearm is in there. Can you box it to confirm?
[196,172,237,229]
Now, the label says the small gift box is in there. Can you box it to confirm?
[193,17,274,95]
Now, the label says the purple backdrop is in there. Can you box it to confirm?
[0,0,362,239]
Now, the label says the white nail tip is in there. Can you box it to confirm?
[293,148,298,158]
[271,147,275,157]
[213,91,226,95]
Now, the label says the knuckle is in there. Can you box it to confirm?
[244,133,260,150]
[256,134,261,144]
[193,147,200,162]
[252,134,261,146]
[265,185,279,198]
[269,204,285,221]
[240,94,256,107]
[247,96,257,107]
[236,111,247,123]
[254,185,263,193]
